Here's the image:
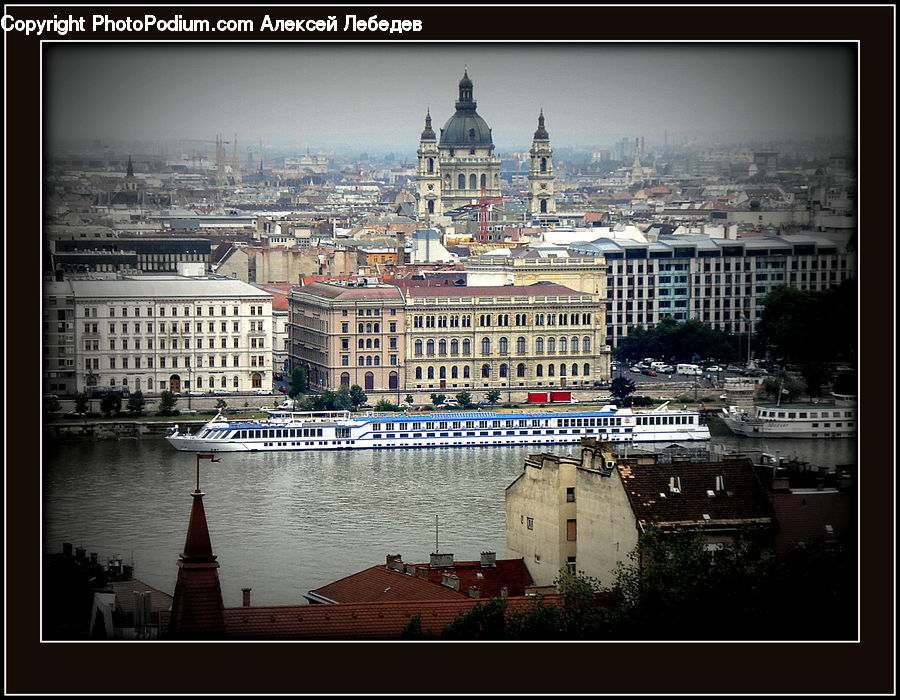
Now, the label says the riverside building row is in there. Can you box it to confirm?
[288,281,610,393]
[469,232,855,348]
[43,278,274,396]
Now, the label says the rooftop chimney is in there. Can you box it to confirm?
[467,586,481,599]
[75,547,85,561]
[385,554,403,571]
[480,551,497,568]
[429,552,454,569]
[440,572,460,591]
[715,475,725,492]
[62,542,73,557]
[242,588,252,607]
[500,586,509,598]
[669,476,682,494]
[89,552,98,566]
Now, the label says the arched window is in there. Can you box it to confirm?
[571,337,579,353]
[462,339,471,355]
[458,174,466,189]
[517,337,526,353]
[340,372,351,387]
[426,339,435,356]
[559,364,566,376]
[451,365,459,379]
[583,336,591,353]
[463,366,470,378]
[427,366,435,379]
[365,356,372,366]
[389,371,399,389]
[547,338,556,353]
[233,376,239,388]
[517,363,526,377]
[374,356,380,366]
[536,364,543,377]
[480,173,486,188]
[365,338,372,349]
[427,157,434,173]
[481,364,491,378]
[499,337,508,354]
[358,339,365,350]
[428,200,435,214]
[559,337,567,353]
[481,337,491,355]
[450,339,459,354]
[221,377,227,388]
[540,157,547,172]
[358,323,364,333]
[499,363,508,378]
[583,363,590,377]
[365,323,372,333]
[540,199,548,214]
[251,372,262,388]
[548,364,556,377]
[536,337,544,353]
[439,339,447,355]
[469,174,477,190]
[439,366,446,379]
[365,372,375,390]
[415,367,423,379]
[571,363,578,376]
[414,339,423,356]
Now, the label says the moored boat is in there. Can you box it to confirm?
[720,393,856,439]
[166,403,710,452]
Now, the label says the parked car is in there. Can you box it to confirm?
[211,389,229,396]
[658,365,675,374]
[273,373,284,381]
[706,365,722,373]
[255,388,273,395]
[641,369,658,376]
[278,386,289,393]
[630,366,643,373]
[591,395,612,402]
[187,390,204,396]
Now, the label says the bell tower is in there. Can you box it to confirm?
[415,109,441,220]
[527,111,556,220]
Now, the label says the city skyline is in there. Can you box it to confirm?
[45,43,855,154]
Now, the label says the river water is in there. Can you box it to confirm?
[42,434,856,608]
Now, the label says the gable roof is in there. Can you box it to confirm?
[307,565,468,604]
[617,459,776,531]
[414,558,534,598]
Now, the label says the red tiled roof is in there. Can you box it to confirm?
[308,565,468,603]
[253,283,294,311]
[617,459,776,531]
[770,490,851,554]
[220,595,569,640]
[298,282,405,301]
[415,559,534,598]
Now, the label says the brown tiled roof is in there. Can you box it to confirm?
[406,284,581,297]
[220,595,566,640]
[299,282,404,301]
[108,579,173,617]
[617,459,776,531]
[307,565,468,604]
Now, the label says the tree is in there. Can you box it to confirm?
[430,393,447,407]
[349,385,367,409]
[404,395,414,406]
[615,318,739,365]
[441,598,509,640]
[74,392,89,415]
[761,371,805,402]
[99,391,122,417]
[126,390,146,415]
[158,390,178,415]
[374,399,400,412]
[610,377,636,403]
[455,391,473,409]
[45,395,61,415]
[485,389,502,405]
[288,367,308,398]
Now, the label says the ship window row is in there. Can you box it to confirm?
[759,409,852,418]
[635,415,696,425]
[370,417,625,431]
[368,428,624,440]
[232,428,324,439]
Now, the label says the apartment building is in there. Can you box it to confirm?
[570,232,855,347]
[288,281,608,394]
[43,277,273,396]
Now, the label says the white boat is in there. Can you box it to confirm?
[720,394,856,439]
[165,403,710,452]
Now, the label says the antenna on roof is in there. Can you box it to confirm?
[435,515,440,554]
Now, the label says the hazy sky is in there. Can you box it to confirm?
[45,43,854,153]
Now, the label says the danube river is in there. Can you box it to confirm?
[42,434,856,608]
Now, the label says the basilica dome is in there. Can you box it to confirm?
[438,70,493,148]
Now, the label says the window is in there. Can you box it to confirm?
[566,487,575,503]
[566,519,577,541]
[526,517,534,530]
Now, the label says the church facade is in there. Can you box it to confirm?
[415,70,555,221]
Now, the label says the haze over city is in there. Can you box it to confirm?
[45,43,855,153]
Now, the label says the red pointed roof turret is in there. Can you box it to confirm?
[167,455,225,638]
